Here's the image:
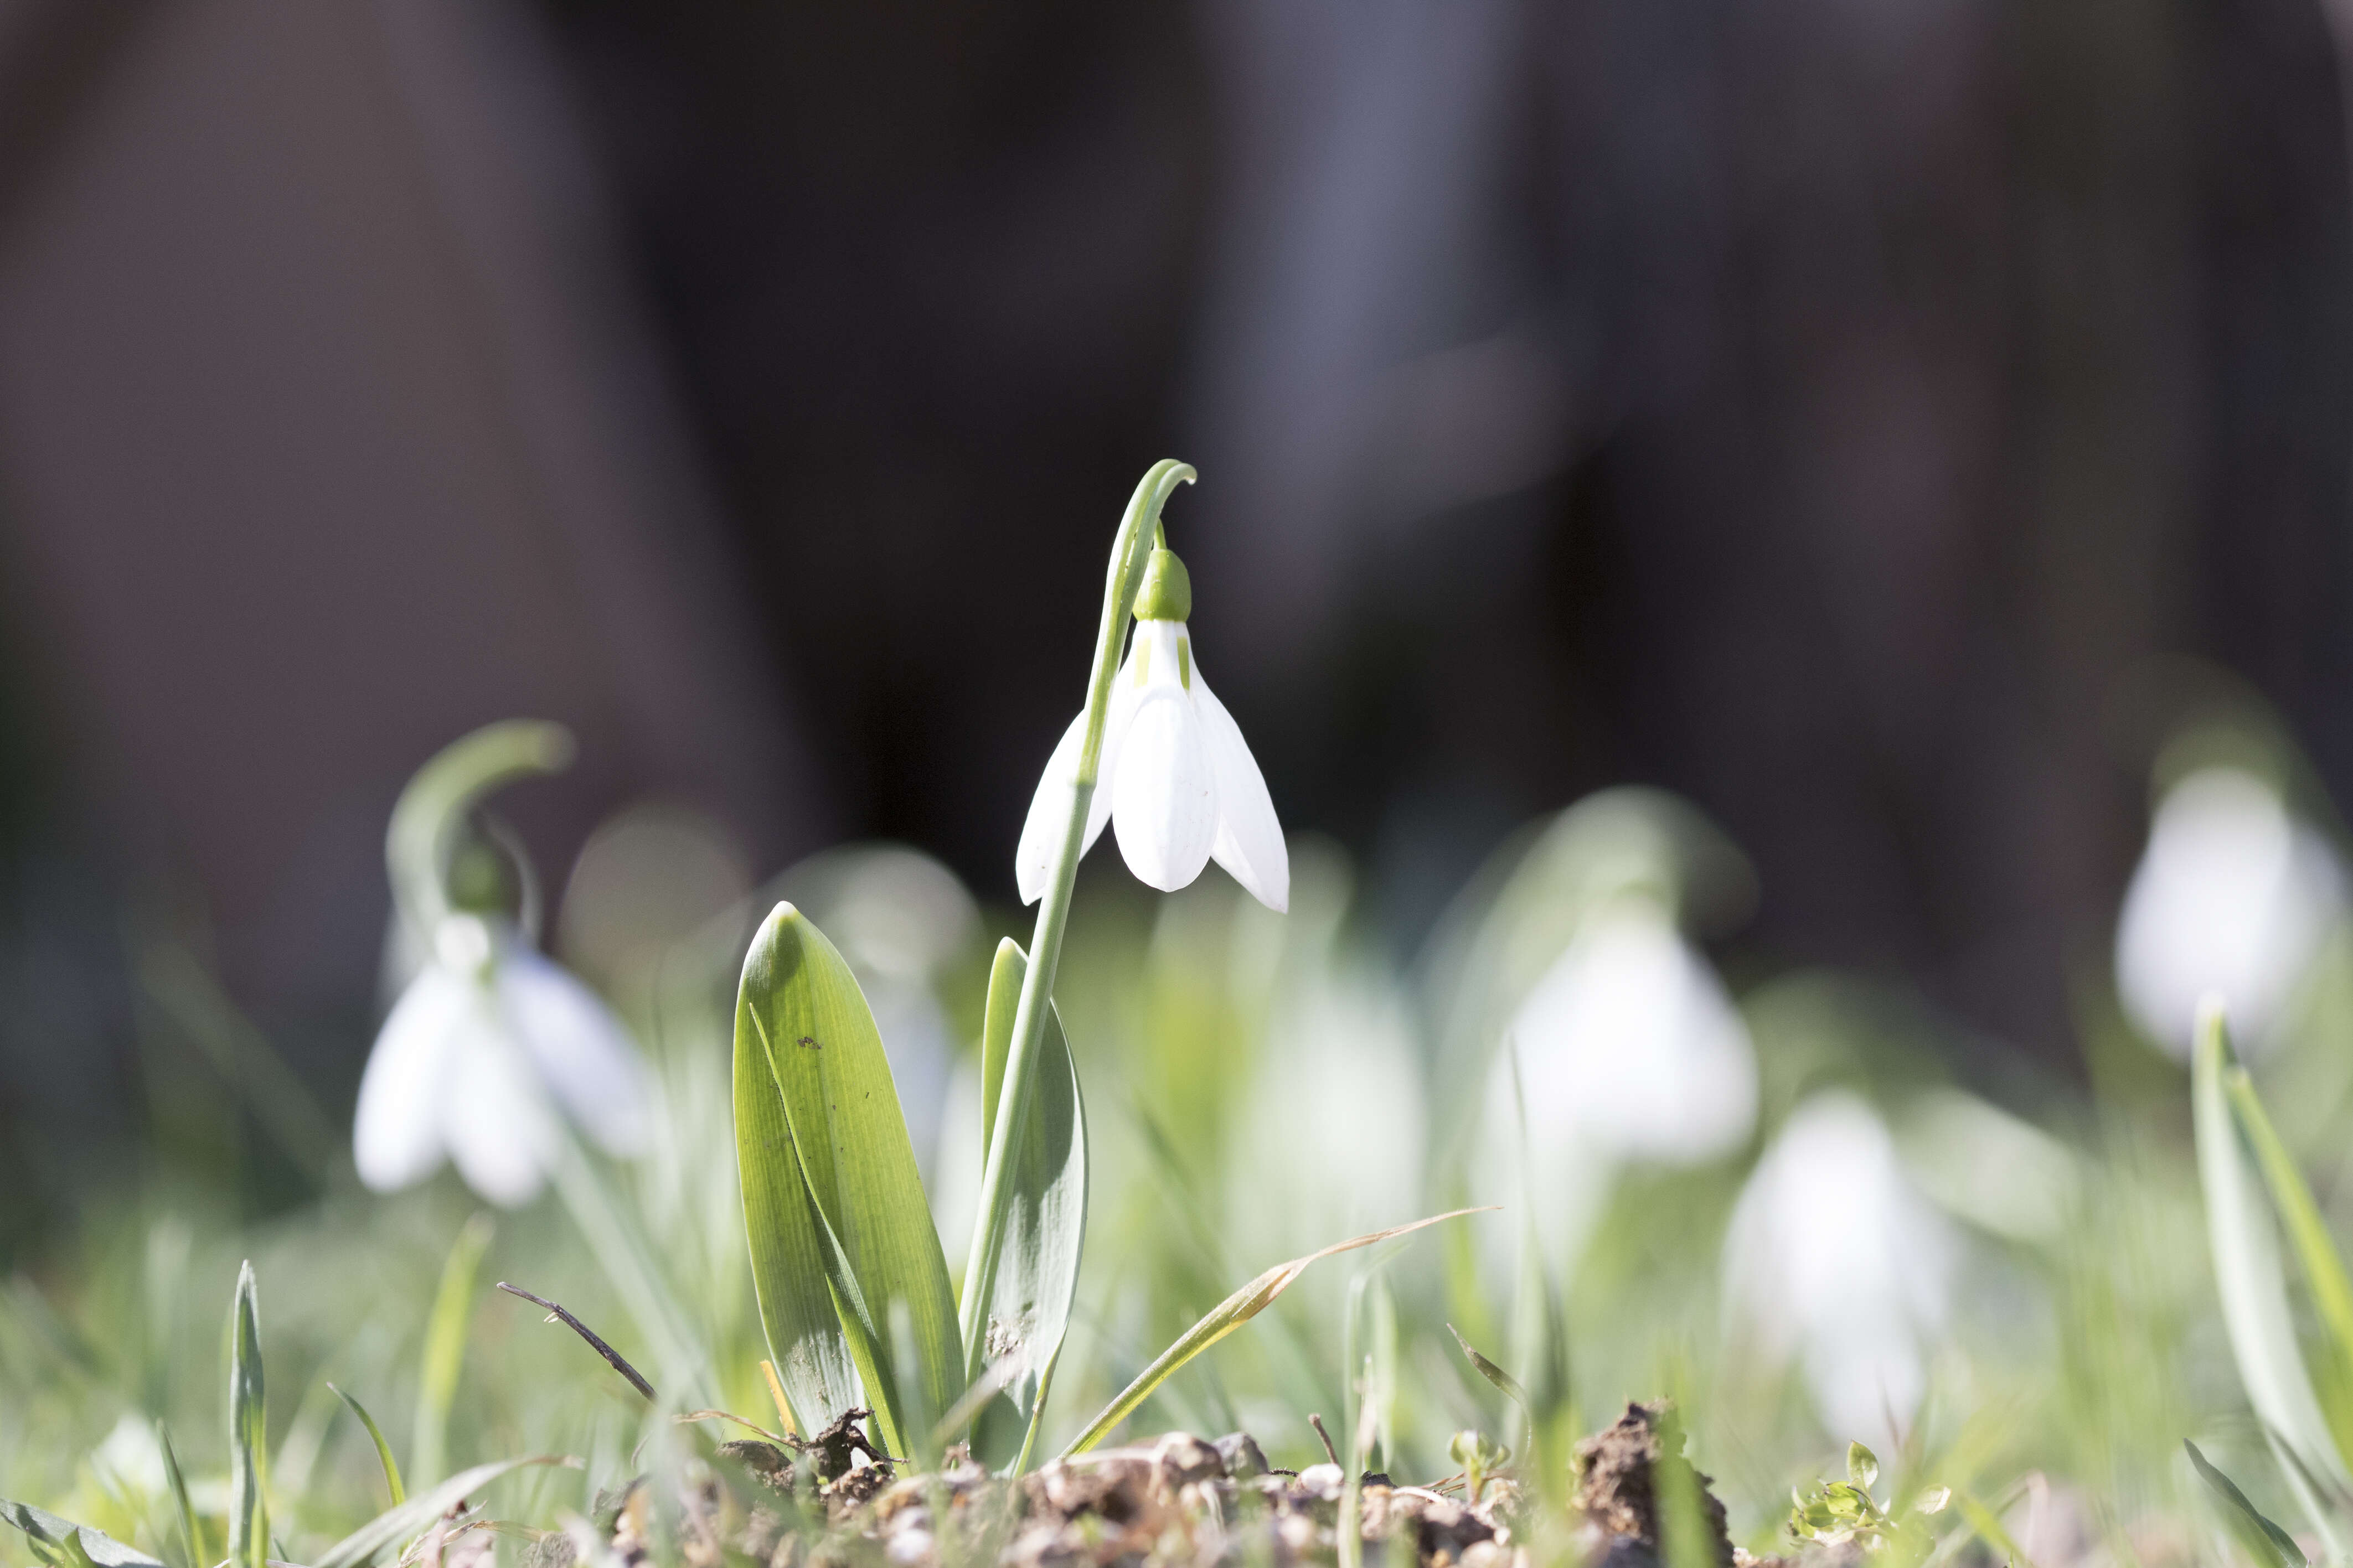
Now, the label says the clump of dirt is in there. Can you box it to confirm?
[555,1403,1762,1568]
[1571,1403,1736,1568]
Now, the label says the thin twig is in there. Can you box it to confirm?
[1309,1414,1340,1466]
[677,1409,798,1449]
[496,1282,656,1400]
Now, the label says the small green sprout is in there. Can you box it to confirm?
[1451,1430,1512,1505]
[1788,1442,1949,1554]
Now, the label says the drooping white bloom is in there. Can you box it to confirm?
[354,913,653,1207]
[1016,554,1287,910]
[2114,765,2344,1058]
[1722,1091,1957,1447]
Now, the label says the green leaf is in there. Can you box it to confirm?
[2193,1003,2352,1493]
[1849,1441,1880,1491]
[386,720,573,934]
[734,903,962,1458]
[154,1421,203,1568]
[312,1456,571,1568]
[2225,1062,2353,1468]
[1059,1207,1489,1457]
[2187,1441,2308,1568]
[970,938,1089,1427]
[411,1213,493,1486]
[329,1384,406,1508]
[0,1500,165,1568]
[226,1261,267,1568]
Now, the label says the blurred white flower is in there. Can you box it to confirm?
[2114,765,2343,1058]
[1722,1090,1957,1447]
[1017,551,1287,911]
[1474,897,1756,1274]
[1506,901,1757,1163]
[354,914,651,1207]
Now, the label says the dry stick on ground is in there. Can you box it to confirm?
[496,1281,657,1400]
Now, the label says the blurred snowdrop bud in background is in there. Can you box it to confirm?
[558,804,754,993]
[781,843,979,1192]
[2114,764,2342,1059]
[354,911,652,1207]
[1441,790,1759,1267]
[1723,1090,1958,1448]
[1505,898,1757,1162]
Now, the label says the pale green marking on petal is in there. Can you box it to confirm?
[1134,638,1152,686]
[1178,633,1191,691]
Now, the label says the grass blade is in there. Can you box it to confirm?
[0,1501,166,1568]
[312,1455,572,1568]
[2192,1001,2351,1491]
[2225,1062,2353,1463]
[967,938,1089,1438]
[328,1384,406,1508]
[1448,1322,1534,1414]
[226,1261,267,1568]
[1058,1207,1492,1457]
[411,1213,493,1486]
[2187,1441,2307,1568]
[735,904,963,1457]
[154,1421,202,1568]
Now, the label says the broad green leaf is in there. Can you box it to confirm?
[2187,1441,2308,1568]
[1059,1207,1488,1457]
[2194,1004,2351,1493]
[0,1500,164,1568]
[971,938,1088,1426]
[155,1421,203,1568]
[226,1261,267,1568]
[411,1213,493,1485]
[329,1384,406,1507]
[312,1456,571,1568]
[386,720,572,934]
[735,903,962,1458]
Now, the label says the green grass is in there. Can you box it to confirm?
[5,821,2351,1568]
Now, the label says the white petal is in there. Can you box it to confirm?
[1013,653,1145,903]
[352,968,466,1192]
[1111,687,1216,890]
[2114,767,2341,1058]
[1190,669,1289,912]
[442,1028,561,1208]
[498,948,654,1158]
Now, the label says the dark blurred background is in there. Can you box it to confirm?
[0,0,2349,1244]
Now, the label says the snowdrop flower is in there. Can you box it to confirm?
[1722,1091,1957,1448]
[354,913,653,1207]
[1016,547,1287,910]
[2114,765,2344,1059]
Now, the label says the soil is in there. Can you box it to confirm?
[527,1401,1787,1568]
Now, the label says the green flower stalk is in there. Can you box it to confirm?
[961,459,1278,1385]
